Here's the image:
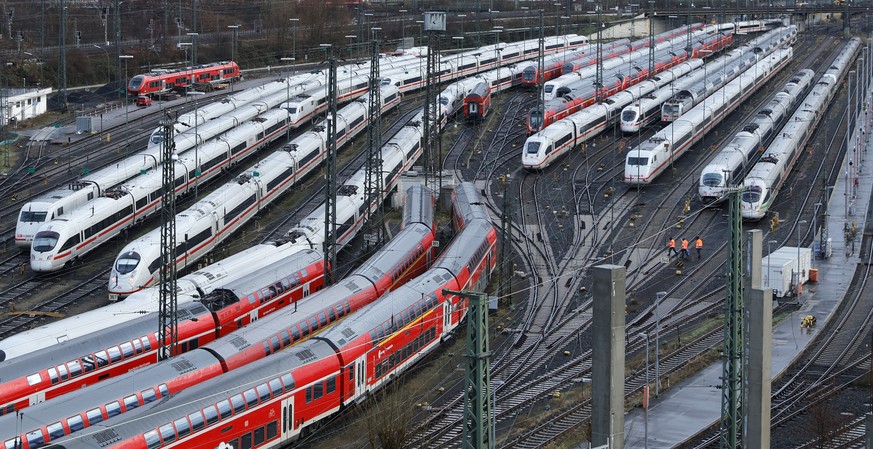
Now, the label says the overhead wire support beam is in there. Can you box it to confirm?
[365,38,384,248]
[720,187,744,448]
[595,4,603,105]
[324,49,338,286]
[443,288,492,449]
[648,0,655,79]
[158,113,178,361]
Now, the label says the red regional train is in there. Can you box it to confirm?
[34,183,496,449]
[0,250,326,418]
[464,81,491,122]
[127,61,241,97]
[0,185,439,449]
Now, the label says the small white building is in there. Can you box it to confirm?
[2,87,52,126]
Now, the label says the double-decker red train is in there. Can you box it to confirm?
[127,61,241,96]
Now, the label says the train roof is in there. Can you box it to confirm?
[402,184,434,228]
[0,301,208,382]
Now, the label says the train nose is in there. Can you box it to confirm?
[30,258,55,272]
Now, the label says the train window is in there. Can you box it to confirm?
[301,323,311,338]
[48,368,58,384]
[121,342,135,358]
[269,378,283,396]
[59,235,80,252]
[308,317,319,331]
[217,399,233,419]
[67,415,84,432]
[203,405,219,425]
[313,382,323,400]
[231,394,246,414]
[270,336,281,352]
[188,411,205,431]
[133,339,143,354]
[68,360,83,377]
[82,355,96,373]
[280,331,291,347]
[257,383,271,402]
[158,384,169,398]
[46,422,64,440]
[26,373,42,386]
[57,364,69,381]
[25,430,44,448]
[254,427,265,446]
[158,423,176,444]
[281,373,295,391]
[144,430,161,449]
[326,376,336,394]
[86,408,103,425]
[105,401,122,418]
[305,388,312,403]
[266,421,278,440]
[174,417,191,438]
[328,308,336,322]
[108,346,122,363]
[141,337,152,351]
[244,389,259,408]
[123,395,139,411]
[317,312,328,327]
[142,389,157,404]
[241,433,252,449]
[291,326,300,341]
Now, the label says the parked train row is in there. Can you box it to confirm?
[741,38,861,219]
[528,30,731,133]
[0,184,439,449]
[697,69,816,201]
[33,183,495,449]
[617,26,797,133]
[107,85,401,299]
[624,45,794,184]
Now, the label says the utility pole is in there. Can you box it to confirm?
[720,188,744,448]
[648,0,655,79]
[323,46,338,286]
[595,4,603,105]
[537,10,545,131]
[58,0,67,110]
[422,12,445,194]
[365,38,384,249]
[158,113,178,361]
[444,289,492,449]
[114,0,121,92]
[498,174,512,306]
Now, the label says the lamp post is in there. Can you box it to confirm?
[415,20,424,45]
[458,14,466,37]
[228,25,239,92]
[289,18,299,61]
[93,45,111,83]
[118,55,133,156]
[280,57,295,141]
[639,332,650,449]
[797,220,807,294]
[399,10,408,42]
[452,36,464,52]
[493,26,503,46]
[655,291,666,397]
[186,32,199,66]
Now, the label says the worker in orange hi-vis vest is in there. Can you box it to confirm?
[695,235,703,259]
[667,237,678,257]
[681,238,690,260]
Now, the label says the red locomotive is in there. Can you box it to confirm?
[127,61,241,97]
[464,81,492,122]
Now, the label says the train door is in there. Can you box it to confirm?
[469,101,479,118]
[355,359,366,398]
[281,396,294,439]
[303,282,310,298]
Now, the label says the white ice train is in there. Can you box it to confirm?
[624,47,793,184]
[0,241,319,361]
[661,26,797,121]
[620,26,796,133]
[30,109,292,272]
[698,69,815,202]
[541,26,713,101]
[742,39,860,219]
[108,85,401,298]
[521,58,703,170]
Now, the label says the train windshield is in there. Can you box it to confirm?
[522,68,536,81]
[621,109,638,122]
[742,186,763,204]
[128,75,145,91]
[663,103,681,115]
[32,231,60,252]
[115,252,141,274]
[19,210,48,223]
[529,110,543,129]
[544,85,554,94]
[150,129,165,146]
[701,173,723,187]
[627,156,648,166]
[525,141,541,155]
